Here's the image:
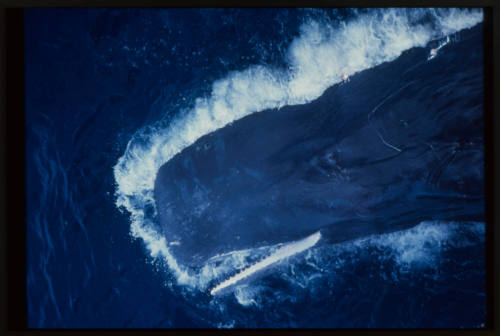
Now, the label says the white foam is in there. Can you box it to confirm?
[113,8,483,290]
[264,221,485,301]
[351,221,485,266]
[234,285,259,306]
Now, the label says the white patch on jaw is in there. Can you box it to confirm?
[428,35,451,60]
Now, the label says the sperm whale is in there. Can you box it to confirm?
[154,24,484,273]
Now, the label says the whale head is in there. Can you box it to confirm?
[153,31,484,270]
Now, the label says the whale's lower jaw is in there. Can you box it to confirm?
[210,231,322,296]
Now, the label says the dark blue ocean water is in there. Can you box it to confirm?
[26,8,486,328]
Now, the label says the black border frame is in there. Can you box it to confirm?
[1,2,498,335]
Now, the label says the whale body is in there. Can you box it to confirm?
[153,25,484,268]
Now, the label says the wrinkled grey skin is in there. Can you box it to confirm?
[154,26,484,267]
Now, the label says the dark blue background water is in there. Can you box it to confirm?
[25,9,486,328]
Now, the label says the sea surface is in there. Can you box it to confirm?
[26,8,486,328]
